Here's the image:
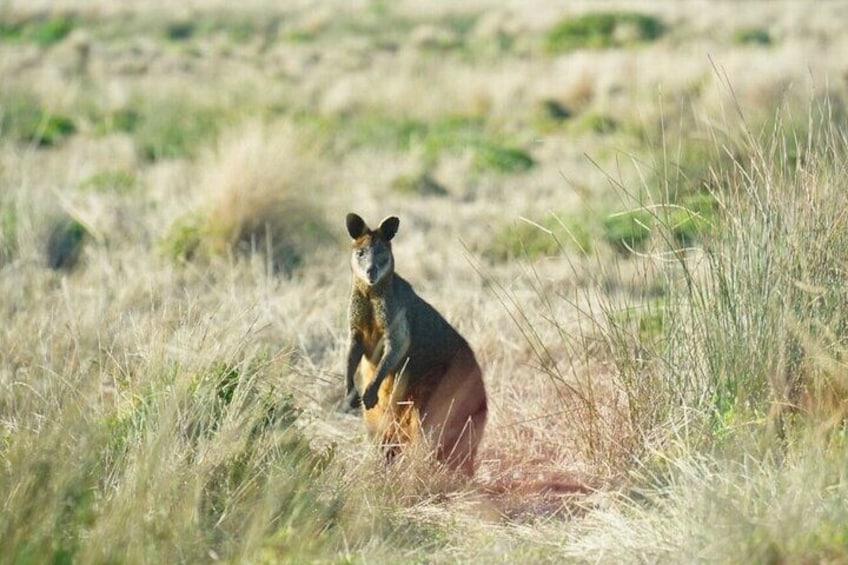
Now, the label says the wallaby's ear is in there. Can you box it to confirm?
[346,213,367,239]
[378,216,400,241]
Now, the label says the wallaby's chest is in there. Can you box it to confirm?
[350,292,391,358]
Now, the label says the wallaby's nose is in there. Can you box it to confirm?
[367,266,379,281]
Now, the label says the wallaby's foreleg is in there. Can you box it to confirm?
[344,332,364,410]
[362,310,410,410]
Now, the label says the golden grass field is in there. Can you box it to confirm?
[2,1,848,562]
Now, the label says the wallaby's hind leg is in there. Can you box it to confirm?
[420,349,488,476]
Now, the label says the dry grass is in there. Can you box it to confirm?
[2,0,848,562]
[161,122,335,273]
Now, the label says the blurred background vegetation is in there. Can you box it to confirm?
[1,1,847,562]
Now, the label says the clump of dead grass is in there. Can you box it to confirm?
[472,92,848,562]
[549,96,848,562]
[161,122,335,274]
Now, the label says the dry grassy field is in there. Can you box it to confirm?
[2,1,848,562]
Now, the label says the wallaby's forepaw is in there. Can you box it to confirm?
[341,389,362,413]
[362,385,379,410]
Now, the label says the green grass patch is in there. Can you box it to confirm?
[545,11,664,53]
[97,96,228,161]
[484,213,592,262]
[96,107,142,135]
[135,102,221,161]
[163,20,195,41]
[732,27,773,46]
[281,8,478,54]
[349,114,432,151]
[416,115,486,163]
[603,208,653,253]
[473,143,535,174]
[204,13,283,44]
[575,112,618,135]
[283,28,316,43]
[88,11,284,45]
[533,99,573,132]
[78,169,138,194]
[0,200,16,265]
[441,12,479,37]
[390,172,449,197]
[646,115,745,199]
[34,114,75,146]
[601,194,714,253]
[160,211,208,264]
[664,191,716,245]
[31,15,77,46]
[0,20,24,42]
[0,14,77,46]
[0,93,76,147]
[80,11,282,46]
[610,298,668,350]
[310,112,534,174]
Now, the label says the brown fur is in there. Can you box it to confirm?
[344,213,487,476]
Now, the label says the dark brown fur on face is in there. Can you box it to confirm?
[344,213,487,476]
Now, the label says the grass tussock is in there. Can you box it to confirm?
[610,109,848,557]
[642,104,846,444]
[162,123,335,274]
[479,101,848,561]
[0,325,338,562]
[564,439,848,562]
[684,116,848,441]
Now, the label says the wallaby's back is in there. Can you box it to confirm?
[392,275,465,372]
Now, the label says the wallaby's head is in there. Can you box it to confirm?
[346,213,400,287]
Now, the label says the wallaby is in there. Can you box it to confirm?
[343,213,487,476]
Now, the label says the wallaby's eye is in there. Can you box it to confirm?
[356,249,365,258]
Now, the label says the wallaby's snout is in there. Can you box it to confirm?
[366,265,380,283]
